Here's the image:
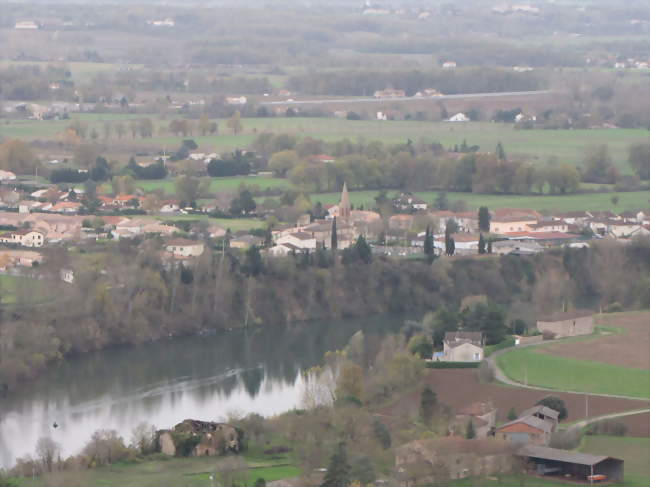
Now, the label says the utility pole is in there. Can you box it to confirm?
[585,394,589,418]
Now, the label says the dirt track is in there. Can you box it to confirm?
[537,312,650,369]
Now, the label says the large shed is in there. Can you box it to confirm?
[518,445,624,483]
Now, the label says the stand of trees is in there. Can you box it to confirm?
[1,237,649,395]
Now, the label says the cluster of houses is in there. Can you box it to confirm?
[432,311,594,365]
[397,401,624,485]
[261,186,650,259]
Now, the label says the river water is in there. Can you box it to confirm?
[0,315,401,469]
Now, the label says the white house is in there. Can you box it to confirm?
[276,232,317,252]
[433,332,485,362]
[447,113,470,122]
[15,21,39,29]
[0,229,45,247]
[165,238,205,258]
[0,170,17,181]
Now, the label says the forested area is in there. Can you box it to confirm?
[1,237,649,395]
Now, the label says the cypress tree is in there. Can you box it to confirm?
[496,141,506,161]
[420,387,438,425]
[331,217,338,250]
[478,233,486,254]
[466,419,476,439]
[424,225,435,263]
[322,442,351,487]
[487,238,493,254]
[478,206,491,233]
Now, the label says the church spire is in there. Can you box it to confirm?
[339,182,350,220]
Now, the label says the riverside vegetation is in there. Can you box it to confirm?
[1,236,649,395]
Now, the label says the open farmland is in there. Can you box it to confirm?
[3,116,650,172]
[10,450,300,487]
[307,189,650,212]
[379,368,650,426]
[537,312,650,369]
[580,436,650,483]
[134,176,289,194]
[496,314,650,399]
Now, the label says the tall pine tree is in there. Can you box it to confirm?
[478,206,491,233]
[478,233,486,254]
[496,141,506,161]
[322,442,351,487]
[331,217,338,250]
[424,225,435,263]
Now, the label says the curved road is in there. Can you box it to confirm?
[261,90,552,106]
[485,339,650,429]
[486,344,650,402]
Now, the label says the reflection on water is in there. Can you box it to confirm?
[0,315,401,468]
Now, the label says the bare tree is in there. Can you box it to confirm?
[130,422,157,455]
[36,437,61,473]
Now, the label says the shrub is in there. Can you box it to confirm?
[604,302,623,313]
[425,361,480,369]
[586,420,627,436]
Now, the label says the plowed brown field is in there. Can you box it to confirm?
[379,369,650,431]
[537,312,650,369]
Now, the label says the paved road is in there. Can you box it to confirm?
[260,90,552,106]
[486,344,650,402]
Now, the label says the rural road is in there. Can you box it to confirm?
[564,408,650,433]
[260,90,552,106]
[486,344,650,402]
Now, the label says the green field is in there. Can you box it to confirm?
[11,456,299,487]
[0,274,54,306]
[496,346,650,399]
[581,436,650,480]
[3,116,650,172]
[308,189,650,212]
[150,215,266,232]
[133,176,289,195]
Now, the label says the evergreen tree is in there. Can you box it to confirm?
[496,141,506,161]
[331,217,338,250]
[507,407,518,421]
[354,235,372,264]
[424,225,435,263]
[434,192,449,210]
[487,239,493,254]
[447,237,455,256]
[420,387,438,425]
[372,419,391,449]
[465,419,476,439]
[243,245,264,276]
[478,206,491,233]
[322,442,351,487]
[478,233,486,254]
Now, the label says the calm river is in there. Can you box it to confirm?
[0,315,401,468]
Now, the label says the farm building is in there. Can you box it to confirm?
[396,437,515,483]
[494,415,555,446]
[518,445,624,483]
[433,332,485,362]
[536,310,594,338]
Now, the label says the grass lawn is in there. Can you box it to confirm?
[151,214,266,232]
[496,346,650,399]
[3,116,650,172]
[0,274,53,306]
[131,176,289,195]
[580,436,650,479]
[11,456,300,487]
[307,189,650,212]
